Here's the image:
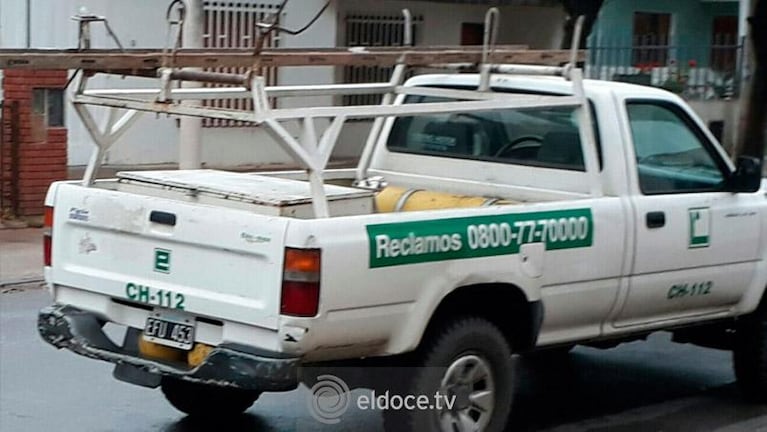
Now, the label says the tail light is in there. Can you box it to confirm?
[43,206,53,266]
[280,248,321,317]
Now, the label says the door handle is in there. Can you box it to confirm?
[149,211,177,227]
[646,211,665,228]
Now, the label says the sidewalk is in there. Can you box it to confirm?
[0,228,43,286]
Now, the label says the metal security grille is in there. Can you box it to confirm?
[587,35,743,100]
[203,1,281,127]
[344,14,422,106]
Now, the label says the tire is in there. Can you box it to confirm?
[160,377,260,417]
[733,311,767,402]
[383,316,515,432]
[525,344,574,360]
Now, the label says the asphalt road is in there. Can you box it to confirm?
[3,286,767,432]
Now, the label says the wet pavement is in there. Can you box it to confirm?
[0,229,43,286]
[2,287,767,431]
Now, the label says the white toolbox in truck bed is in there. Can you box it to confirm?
[116,169,374,218]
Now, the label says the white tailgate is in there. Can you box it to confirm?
[50,183,289,330]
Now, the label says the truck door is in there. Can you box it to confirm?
[613,100,761,327]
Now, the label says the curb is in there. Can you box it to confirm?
[0,220,30,230]
[0,277,44,289]
[0,216,44,229]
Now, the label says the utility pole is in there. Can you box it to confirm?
[25,0,31,48]
[179,0,204,170]
[735,0,766,164]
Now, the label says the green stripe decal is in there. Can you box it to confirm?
[367,208,593,268]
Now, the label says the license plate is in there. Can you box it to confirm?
[143,311,195,350]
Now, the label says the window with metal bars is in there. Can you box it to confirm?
[343,14,422,106]
[202,1,281,127]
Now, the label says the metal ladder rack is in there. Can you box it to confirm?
[0,8,597,218]
[0,46,579,71]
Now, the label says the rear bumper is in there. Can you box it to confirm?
[38,304,299,392]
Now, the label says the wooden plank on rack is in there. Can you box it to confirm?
[0,46,584,72]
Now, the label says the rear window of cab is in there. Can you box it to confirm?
[386,88,602,171]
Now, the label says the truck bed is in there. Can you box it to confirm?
[116,170,375,218]
[112,169,536,218]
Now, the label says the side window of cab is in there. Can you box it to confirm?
[626,101,728,194]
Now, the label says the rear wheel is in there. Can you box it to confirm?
[733,309,767,402]
[383,316,515,432]
[160,377,260,417]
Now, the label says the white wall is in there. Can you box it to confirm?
[0,0,30,49]
[0,0,31,100]
[687,99,739,151]
[278,0,337,108]
[0,0,337,168]
[0,0,182,166]
[336,0,565,48]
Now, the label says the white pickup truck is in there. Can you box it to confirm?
[39,69,766,432]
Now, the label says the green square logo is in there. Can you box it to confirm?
[688,207,710,249]
[154,248,171,273]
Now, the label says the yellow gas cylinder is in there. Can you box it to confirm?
[187,343,214,367]
[138,336,186,362]
[375,186,513,213]
[375,186,409,212]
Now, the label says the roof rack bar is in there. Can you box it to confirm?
[396,85,520,100]
[73,95,583,145]
[74,92,583,123]
[493,64,566,76]
[305,97,583,121]
[81,62,589,101]
[83,81,520,101]
[432,63,566,76]
[83,82,396,101]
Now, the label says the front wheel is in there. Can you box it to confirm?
[161,377,261,417]
[383,316,515,432]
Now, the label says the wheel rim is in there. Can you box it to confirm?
[438,354,495,432]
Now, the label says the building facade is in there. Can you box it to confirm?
[588,0,742,98]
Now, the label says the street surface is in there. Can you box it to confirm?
[0,229,43,286]
[3,286,767,431]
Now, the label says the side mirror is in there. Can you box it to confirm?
[728,156,763,193]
